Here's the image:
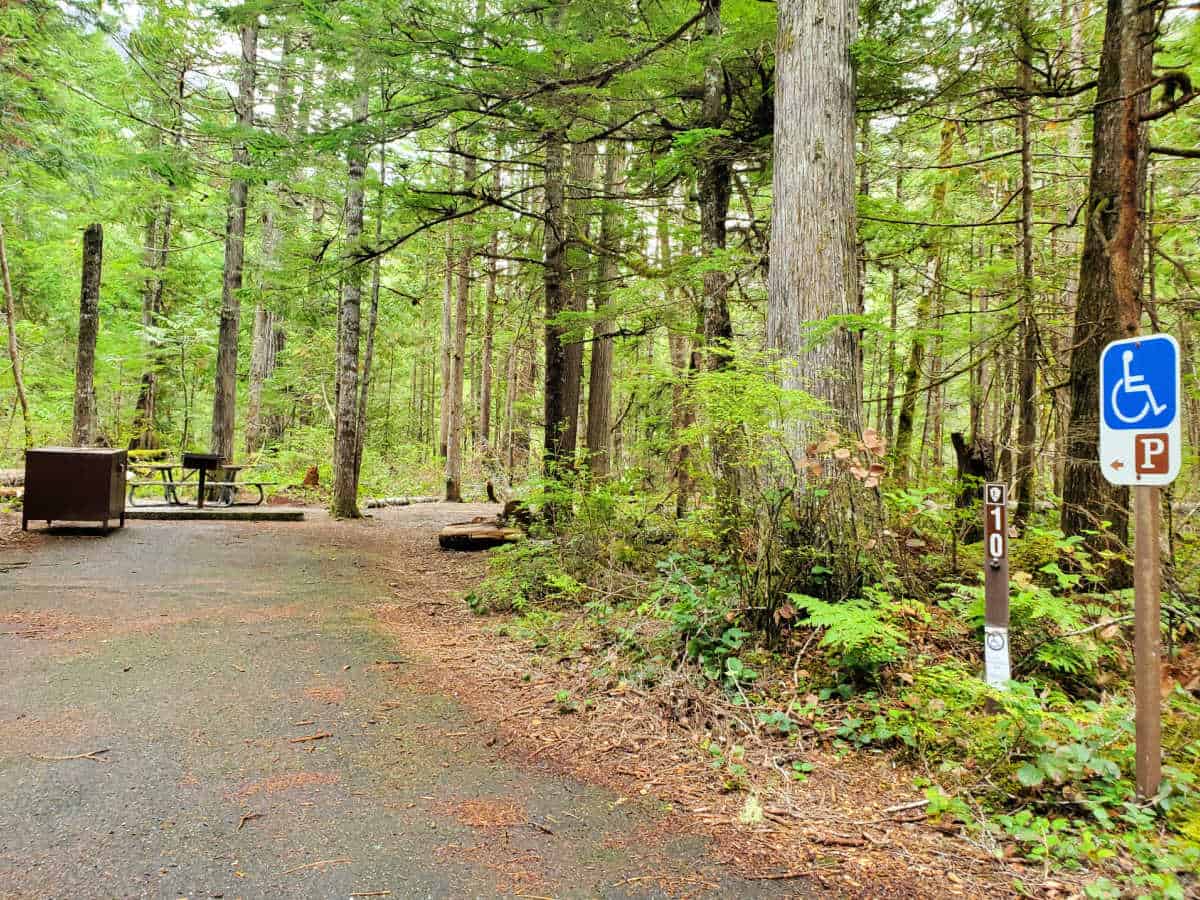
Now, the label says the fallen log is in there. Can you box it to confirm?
[438,519,522,551]
[365,495,441,509]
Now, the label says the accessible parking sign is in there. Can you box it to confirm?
[1099,334,1181,486]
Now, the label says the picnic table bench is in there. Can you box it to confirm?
[127,458,276,508]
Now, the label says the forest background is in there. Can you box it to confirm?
[3,0,1200,894]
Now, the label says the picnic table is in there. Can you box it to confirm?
[127,456,275,508]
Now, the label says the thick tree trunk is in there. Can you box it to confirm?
[210,22,257,460]
[447,151,477,502]
[586,140,624,477]
[1014,9,1039,526]
[561,141,595,463]
[543,128,570,469]
[0,222,31,448]
[331,91,369,519]
[73,223,103,447]
[1061,0,1152,567]
[767,0,861,447]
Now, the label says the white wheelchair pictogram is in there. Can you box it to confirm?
[1111,349,1168,424]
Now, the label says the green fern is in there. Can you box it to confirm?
[789,589,908,674]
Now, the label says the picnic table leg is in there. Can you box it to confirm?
[197,466,207,508]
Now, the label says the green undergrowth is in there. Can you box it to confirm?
[464,475,1200,896]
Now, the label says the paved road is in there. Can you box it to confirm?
[0,510,792,899]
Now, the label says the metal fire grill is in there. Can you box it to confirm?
[181,452,225,508]
[22,448,127,532]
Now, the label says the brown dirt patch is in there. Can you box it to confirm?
[0,708,110,758]
[304,685,347,705]
[230,772,341,800]
[442,796,527,829]
[434,842,547,896]
[0,610,105,640]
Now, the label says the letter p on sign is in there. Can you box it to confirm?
[1136,434,1170,475]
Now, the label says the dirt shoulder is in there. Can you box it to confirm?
[361,506,1035,899]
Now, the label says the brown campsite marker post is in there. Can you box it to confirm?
[1133,485,1162,799]
[982,483,1010,687]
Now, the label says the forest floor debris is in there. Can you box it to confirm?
[370,515,1024,898]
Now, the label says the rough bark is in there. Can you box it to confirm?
[586,140,624,477]
[446,150,477,502]
[542,128,570,469]
[767,0,862,447]
[1014,12,1039,526]
[1061,0,1153,566]
[331,90,369,519]
[952,431,996,542]
[73,223,103,447]
[210,21,257,460]
[561,141,595,462]
[0,221,31,448]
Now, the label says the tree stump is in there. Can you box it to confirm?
[951,432,996,543]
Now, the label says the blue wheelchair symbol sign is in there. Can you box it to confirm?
[1101,336,1178,430]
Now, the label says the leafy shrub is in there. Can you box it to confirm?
[944,574,1109,681]
[466,541,582,614]
[651,552,757,685]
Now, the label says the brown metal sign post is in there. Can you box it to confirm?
[1099,334,1179,800]
[1133,487,1162,799]
[982,482,1010,687]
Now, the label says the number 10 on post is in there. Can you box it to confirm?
[983,483,1010,687]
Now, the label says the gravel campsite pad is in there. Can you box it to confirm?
[0,505,810,899]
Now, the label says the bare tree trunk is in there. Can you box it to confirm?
[543,128,570,470]
[586,140,624,477]
[1061,0,1152,570]
[438,155,456,459]
[211,21,257,460]
[697,0,739,522]
[0,222,30,448]
[768,0,861,445]
[883,266,899,446]
[246,32,296,457]
[559,141,595,464]
[479,164,500,453]
[447,150,477,501]
[132,206,171,450]
[331,90,369,519]
[893,122,954,480]
[353,137,387,488]
[1014,11,1039,525]
[73,223,103,447]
